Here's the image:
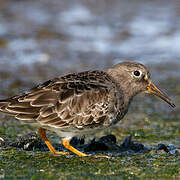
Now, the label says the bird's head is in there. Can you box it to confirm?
[107,62,175,108]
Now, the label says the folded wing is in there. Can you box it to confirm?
[0,71,116,128]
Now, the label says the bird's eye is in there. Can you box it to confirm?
[134,71,141,77]
[133,70,141,77]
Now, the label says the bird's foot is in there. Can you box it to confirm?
[53,151,70,155]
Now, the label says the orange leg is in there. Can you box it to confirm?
[38,128,69,155]
[39,128,109,158]
[62,139,88,157]
[62,139,109,158]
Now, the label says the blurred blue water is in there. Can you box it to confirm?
[0,0,179,76]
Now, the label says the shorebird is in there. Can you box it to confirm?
[0,62,175,157]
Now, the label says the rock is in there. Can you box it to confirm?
[119,135,147,152]
[157,144,169,153]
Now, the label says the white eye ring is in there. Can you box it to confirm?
[132,70,142,78]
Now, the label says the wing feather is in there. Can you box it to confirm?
[0,71,117,128]
[40,107,54,117]
[15,114,38,120]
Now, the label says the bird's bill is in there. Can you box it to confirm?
[147,81,176,108]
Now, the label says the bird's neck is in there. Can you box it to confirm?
[107,69,136,108]
[123,86,135,108]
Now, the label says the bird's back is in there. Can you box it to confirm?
[0,70,124,132]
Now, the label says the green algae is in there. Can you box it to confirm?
[0,148,179,179]
[0,112,179,180]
